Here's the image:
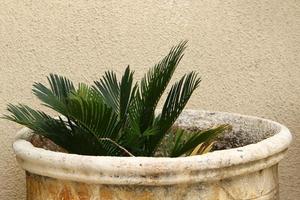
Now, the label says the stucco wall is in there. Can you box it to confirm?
[0,0,299,199]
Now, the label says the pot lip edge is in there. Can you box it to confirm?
[12,109,292,182]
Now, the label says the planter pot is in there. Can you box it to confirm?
[13,110,292,200]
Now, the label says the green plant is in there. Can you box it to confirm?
[4,41,229,157]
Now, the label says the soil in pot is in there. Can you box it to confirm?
[28,123,274,156]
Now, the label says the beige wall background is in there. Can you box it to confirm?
[0,0,299,199]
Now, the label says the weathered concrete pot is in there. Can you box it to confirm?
[13,110,292,200]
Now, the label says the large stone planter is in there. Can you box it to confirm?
[13,110,292,200]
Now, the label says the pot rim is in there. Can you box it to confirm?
[13,109,292,185]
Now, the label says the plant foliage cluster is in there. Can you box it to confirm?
[4,41,228,157]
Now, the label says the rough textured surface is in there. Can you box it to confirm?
[0,0,299,199]
[25,166,279,200]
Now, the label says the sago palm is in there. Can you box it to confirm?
[4,41,229,157]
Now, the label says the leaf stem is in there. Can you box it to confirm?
[99,138,135,157]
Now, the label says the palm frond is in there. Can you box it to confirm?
[75,83,100,100]
[32,74,75,114]
[3,104,73,150]
[93,71,120,112]
[67,91,120,139]
[190,141,216,156]
[94,66,136,123]
[67,87,135,156]
[4,104,51,128]
[169,124,231,157]
[48,74,75,98]
[119,66,136,123]
[146,72,201,155]
[137,41,188,132]
[160,72,201,128]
